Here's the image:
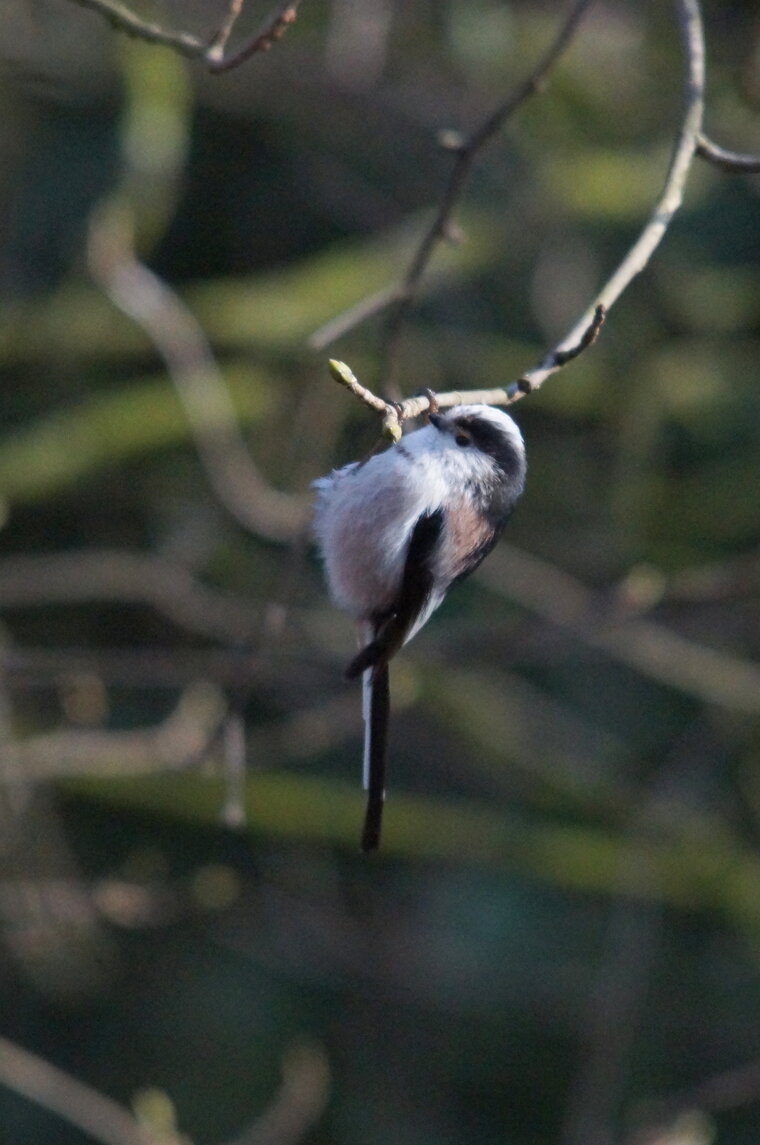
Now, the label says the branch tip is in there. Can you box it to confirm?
[553,303,606,367]
[437,129,467,154]
[70,0,302,72]
[328,359,356,388]
[381,417,403,443]
[442,221,465,245]
[696,132,760,174]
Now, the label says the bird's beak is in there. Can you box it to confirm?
[428,413,445,431]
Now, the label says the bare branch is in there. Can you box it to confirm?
[516,304,606,392]
[208,2,304,73]
[0,549,264,644]
[68,0,304,71]
[326,309,605,431]
[696,131,760,173]
[559,712,728,1145]
[546,304,607,369]
[325,0,706,421]
[654,548,760,604]
[328,359,404,440]
[506,0,705,403]
[309,285,400,351]
[88,210,309,542]
[559,880,662,1145]
[0,1035,163,1145]
[477,544,760,716]
[207,0,247,60]
[377,0,595,388]
[69,0,205,55]
[626,1111,714,1145]
[220,1039,330,1145]
[312,0,593,362]
[0,781,114,998]
[0,973,327,1145]
[0,683,227,783]
[61,763,760,910]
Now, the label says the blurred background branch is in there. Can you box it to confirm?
[696,132,760,173]
[0,550,264,642]
[69,0,304,72]
[376,0,596,391]
[0,1035,163,1145]
[1,0,760,1143]
[315,0,709,420]
[88,208,308,543]
[0,682,227,783]
[478,544,760,715]
[0,1033,328,1145]
[221,1039,330,1145]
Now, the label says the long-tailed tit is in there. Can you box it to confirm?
[313,403,526,852]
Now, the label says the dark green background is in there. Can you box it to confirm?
[1,2,759,1143]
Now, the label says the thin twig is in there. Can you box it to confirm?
[309,285,400,351]
[516,304,606,392]
[327,0,705,423]
[207,0,247,60]
[69,0,205,55]
[68,0,303,72]
[208,2,303,73]
[327,359,391,416]
[220,1039,330,1145]
[505,0,705,403]
[0,1030,326,1145]
[326,307,604,435]
[0,549,264,644]
[377,0,595,389]
[328,359,403,440]
[546,304,607,369]
[0,1035,162,1145]
[88,209,309,542]
[696,131,760,172]
[0,683,227,783]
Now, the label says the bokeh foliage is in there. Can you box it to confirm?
[1,2,760,1143]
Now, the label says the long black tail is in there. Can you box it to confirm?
[361,663,390,852]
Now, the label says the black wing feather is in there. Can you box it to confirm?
[346,508,445,679]
[349,508,445,852]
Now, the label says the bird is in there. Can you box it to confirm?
[312,402,527,852]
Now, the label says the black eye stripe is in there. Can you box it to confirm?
[453,414,525,481]
[455,433,471,446]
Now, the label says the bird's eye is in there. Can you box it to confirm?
[455,433,471,447]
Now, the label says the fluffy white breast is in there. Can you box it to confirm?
[312,406,517,620]
[313,440,439,618]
